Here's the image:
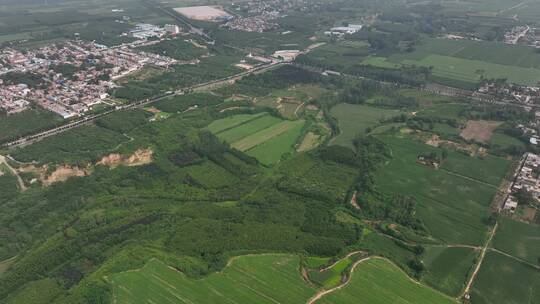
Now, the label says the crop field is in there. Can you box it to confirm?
[107,254,316,304]
[318,258,457,304]
[470,251,540,304]
[206,112,267,133]
[440,152,510,187]
[218,115,283,143]
[422,246,477,296]
[492,218,540,265]
[374,135,502,245]
[364,38,540,86]
[330,104,403,148]
[210,113,305,165]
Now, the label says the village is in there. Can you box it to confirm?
[503,152,540,221]
[0,31,177,118]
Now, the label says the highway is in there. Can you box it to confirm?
[1,62,284,149]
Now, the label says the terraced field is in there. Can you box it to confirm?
[107,254,316,304]
[209,113,305,165]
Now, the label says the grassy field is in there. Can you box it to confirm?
[107,254,316,304]
[374,135,501,245]
[210,113,305,165]
[318,258,457,304]
[330,104,403,147]
[470,251,540,304]
[492,218,540,265]
[422,246,478,297]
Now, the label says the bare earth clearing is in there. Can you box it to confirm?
[460,120,502,143]
[14,148,153,187]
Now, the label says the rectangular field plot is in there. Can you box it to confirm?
[422,246,478,297]
[209,113,305,165]
[206,112,268,133]
[318,258,457,304]
[492,218,540,265]
[107,254,316,304]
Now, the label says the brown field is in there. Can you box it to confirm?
[460,120,502,143]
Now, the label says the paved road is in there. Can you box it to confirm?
[2,62,283,149]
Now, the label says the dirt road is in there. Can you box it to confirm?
[0,155,26,191]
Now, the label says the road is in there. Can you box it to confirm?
[461,222,498,299]
[1,62,284,149]
[0,155,27,191]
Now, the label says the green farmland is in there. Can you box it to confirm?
[363,38,540,86]
[318,258,457,304]
[374,135,506,245]
[209,113,305,165]
[107,254,316,304]
[470,251,540,304]
[492,218,540,265]
[422,246,478,296]
[330,104,403,148]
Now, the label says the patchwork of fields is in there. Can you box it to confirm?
[207,113,305,165]
[364,38,540,86]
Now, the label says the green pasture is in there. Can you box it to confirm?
[318,258,457,304]
[492,218,540,265]
[422,246,478,296]
[471,251,540,304]
[107,254,316,304]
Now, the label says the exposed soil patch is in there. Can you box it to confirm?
[97,148,153,168]
[425,134,487,157]
[42,165,90,186]
[460,120,502,143]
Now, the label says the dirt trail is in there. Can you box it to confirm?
[462,222,498,299]
[0,155,27,191]
[489,248,540,270]
[306,257,372,304]
[318,251,364,272]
